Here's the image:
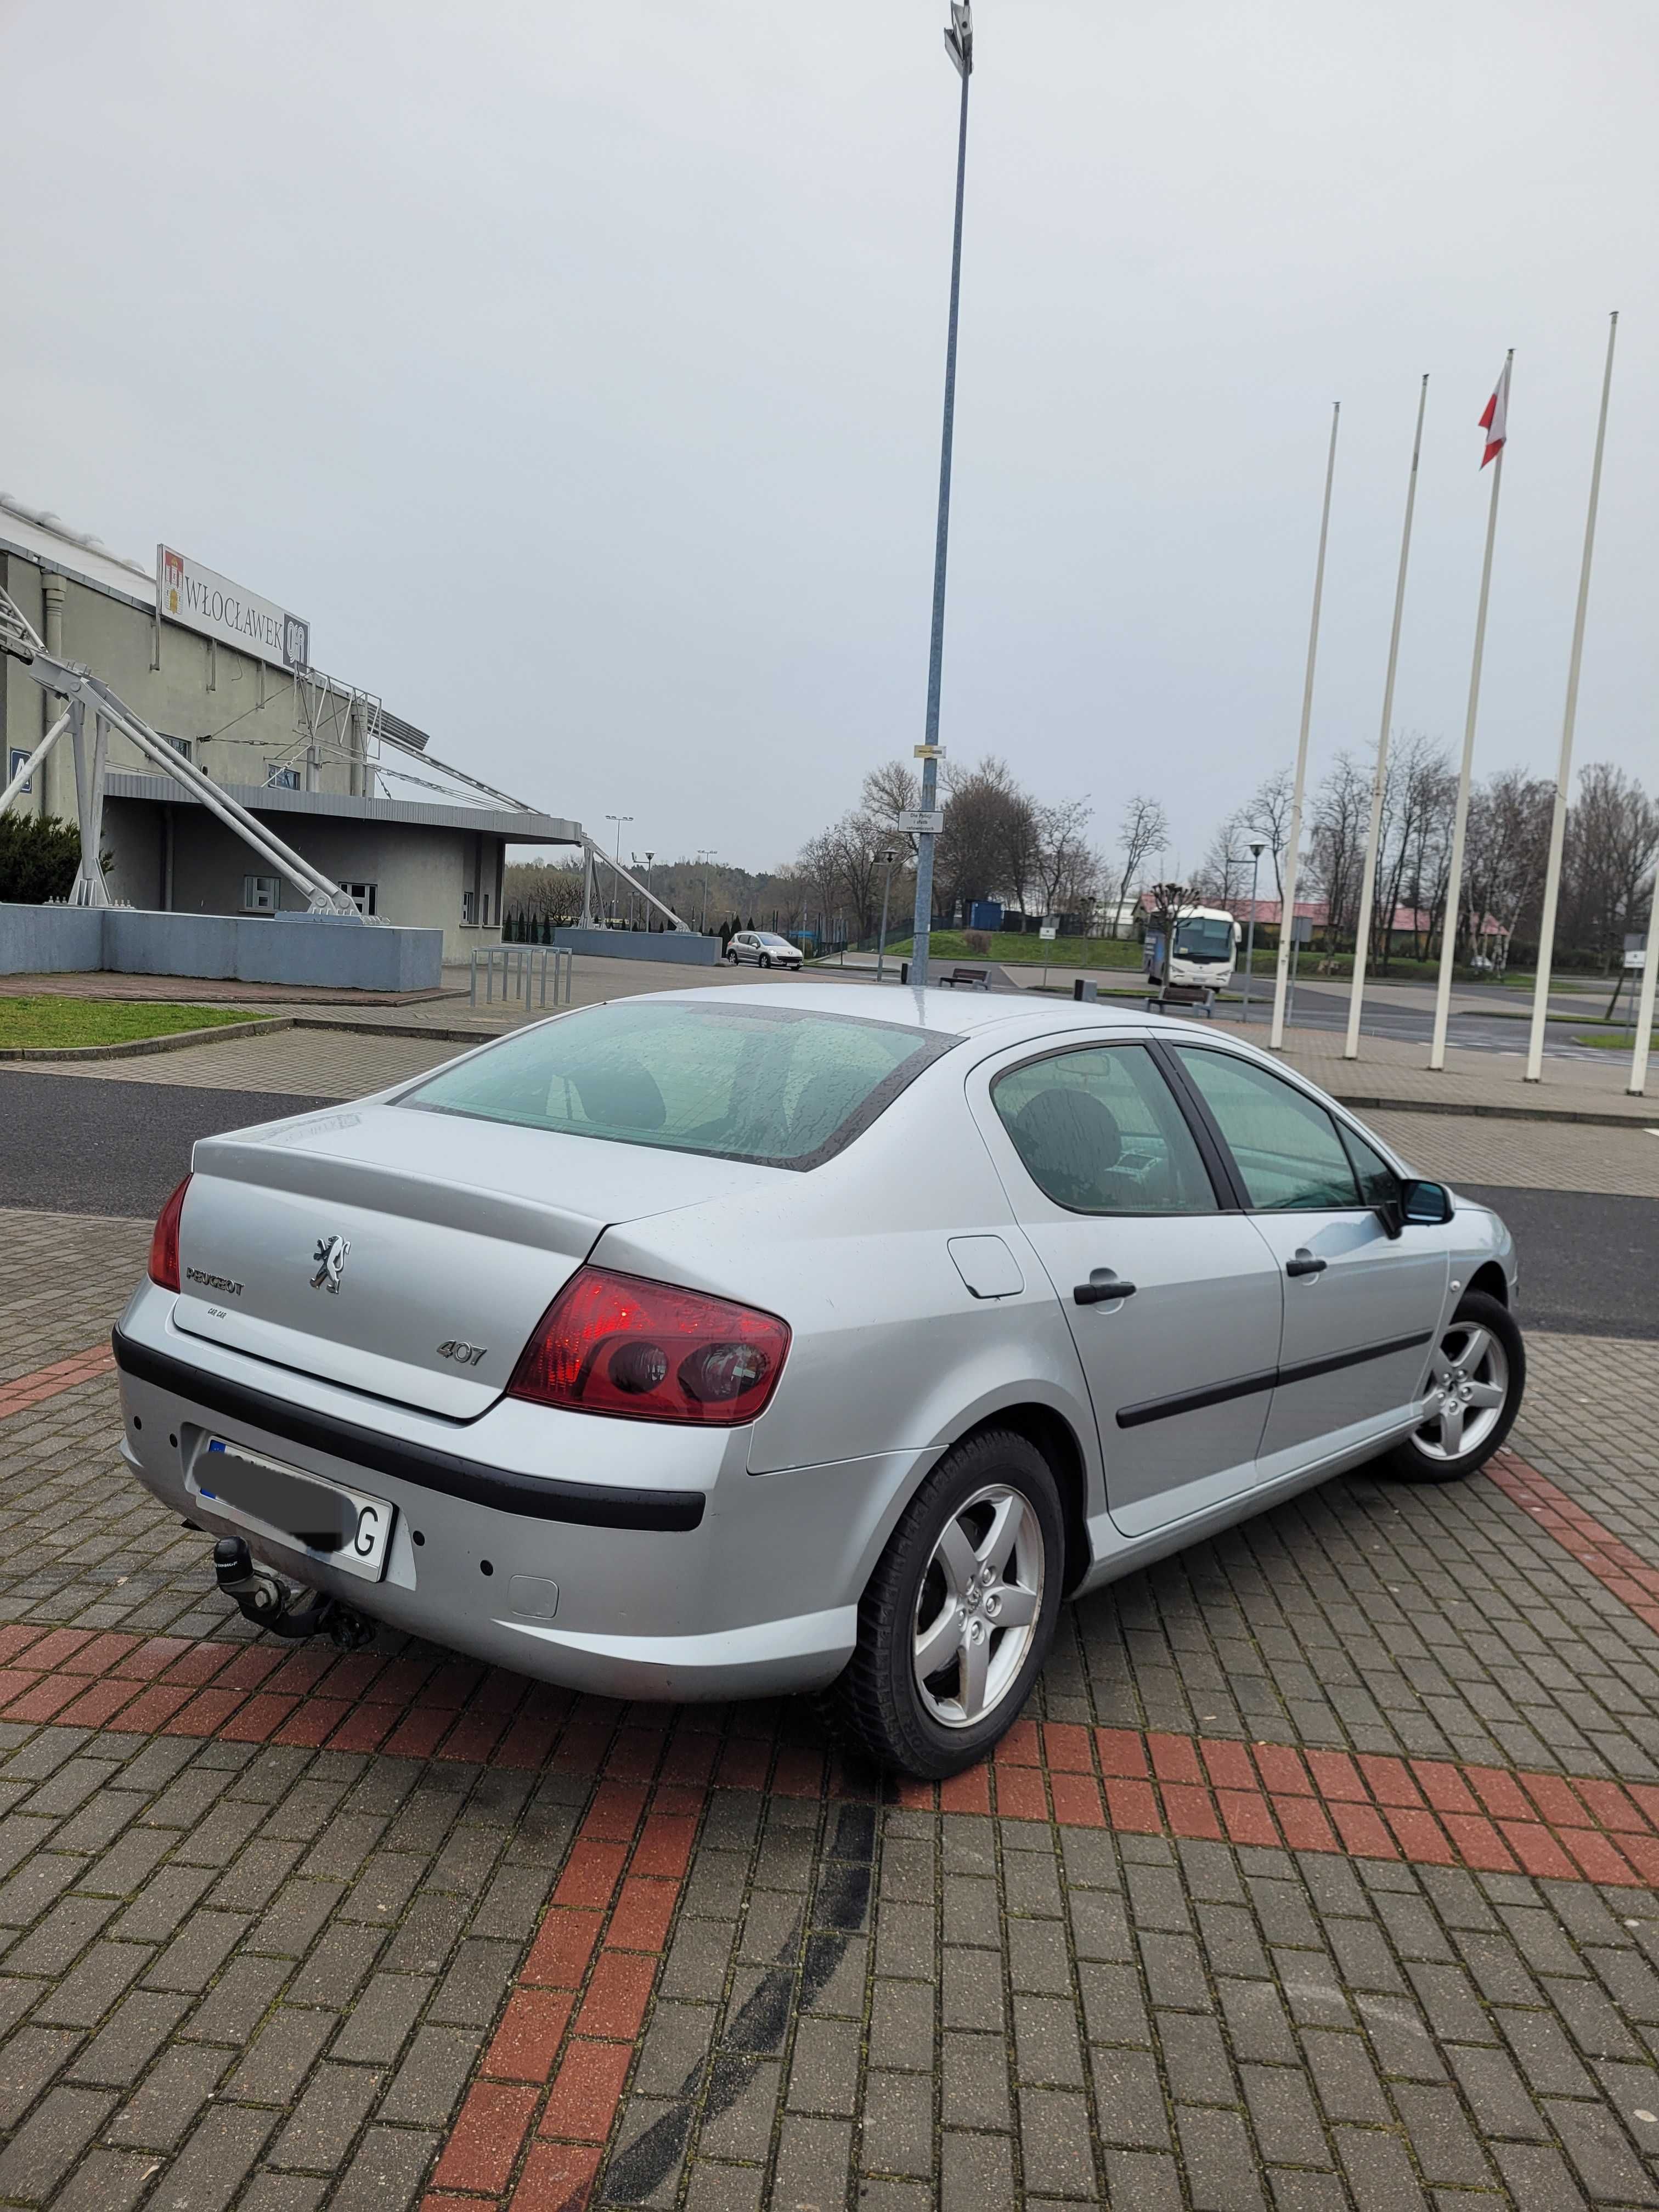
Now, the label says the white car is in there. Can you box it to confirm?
[726,929,803,969]
[114,984,1521,1778]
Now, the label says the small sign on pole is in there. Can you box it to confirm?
[1624,934,1646,971]
[1039,920,1059,941]
[898,808,946,834]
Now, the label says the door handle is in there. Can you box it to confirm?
[1285,1250,1327,1278]
[1074,1269,1137,1305]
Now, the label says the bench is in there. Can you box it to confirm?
[940,966,991,991]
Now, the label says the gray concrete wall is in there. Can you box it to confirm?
[0,904,443,990]
[553,928,720,966]
[97,802,504,961]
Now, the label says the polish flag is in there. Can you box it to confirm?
[1479,360,1510,467]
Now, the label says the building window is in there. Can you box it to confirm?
[265,763,302,791]
[462,890,477,926]
[160,734,192,764]
[482,893,491,927]
[341,881,377,917]
[244,875,281,914]
[7,748,31,794]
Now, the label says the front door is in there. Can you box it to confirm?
[1169,1047,1448,1473]
[972,1039,1285,1537]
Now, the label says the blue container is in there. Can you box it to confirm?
[968,901,1003,933]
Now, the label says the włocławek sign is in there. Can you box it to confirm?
[157,546,309,671]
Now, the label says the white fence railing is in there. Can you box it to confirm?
[469,944,573,1011]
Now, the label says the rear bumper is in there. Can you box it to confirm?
[111,1288,910,1701]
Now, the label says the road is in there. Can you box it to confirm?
[829,953,1618,1059]
[0,1073,332,1217]
[0,1069,1646,1346]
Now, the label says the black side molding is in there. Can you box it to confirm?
[111,1327,706,1534]
[1116,1330,1434,1431]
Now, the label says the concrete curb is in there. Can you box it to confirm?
[1332,1091,1657,1131]
[0,1014,290,1063]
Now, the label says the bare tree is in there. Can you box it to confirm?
[1463,768,1552,963]
[1244,766,1295,905]
[1112,795,1169,930]
[1196,809,1248,907]
[1561,763,1659,970]
[1306,752,1369,945]
[1033,797,1098,920]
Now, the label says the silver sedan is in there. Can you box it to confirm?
[114,985,1522,1778]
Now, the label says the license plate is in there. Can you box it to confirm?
[191,1438,395,1584]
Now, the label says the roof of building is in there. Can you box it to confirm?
[105,771,579,846]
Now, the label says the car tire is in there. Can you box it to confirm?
[1377,1290,1524,1484]
[819,1427,1065,1778]
[725,950,738,963]
[759,953,772,968]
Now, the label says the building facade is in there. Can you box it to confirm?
[1,500,577,958]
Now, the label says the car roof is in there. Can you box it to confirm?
[638,978,1230,1048]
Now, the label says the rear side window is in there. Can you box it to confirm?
[992,1044,1218,1214]
[1174,1048,1360,1211]
[399,1000,955,1168]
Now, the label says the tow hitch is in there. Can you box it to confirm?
[213,1536,374,1651]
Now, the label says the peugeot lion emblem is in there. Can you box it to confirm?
[310,1234,351,1294]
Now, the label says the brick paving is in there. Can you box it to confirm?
[5,1209,1659,2203]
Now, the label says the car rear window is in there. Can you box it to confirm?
[398,1000,957,1167]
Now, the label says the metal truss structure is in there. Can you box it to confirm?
[0,586,363,917]
[0,581,694,936]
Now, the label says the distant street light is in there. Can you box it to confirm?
[877,848,899,982]
[605,813,633,925]
[642,851,655,931]
[696,848,717,935]
[908,2,974,991]
[1242,841,1266,1024]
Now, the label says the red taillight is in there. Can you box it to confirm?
[509,1266,790,1427]
[148,1173,191,1292]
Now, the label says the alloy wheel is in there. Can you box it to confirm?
[913,1484,1045,1728]
[1415,1320,1509,1462]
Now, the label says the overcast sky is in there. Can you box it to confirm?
[3,1,1656,879]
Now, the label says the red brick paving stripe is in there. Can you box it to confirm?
[0,1342,114,1420]
[1487,1451,1659,1637]
[885,1725,1659,1887]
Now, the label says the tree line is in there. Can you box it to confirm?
[1200,749,1656,972]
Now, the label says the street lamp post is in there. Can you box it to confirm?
[605,814,633,926]
[642,851,654,932]
[877,848,898,981]
[909,2,974,991]
[696,849,716,935]
[1242,841,1265,1022]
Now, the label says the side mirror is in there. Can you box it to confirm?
[1400,1178,1454,1226]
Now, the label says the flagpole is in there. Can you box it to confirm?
[1526,310,1619,1082]
[1429,350,1511,1073]
[1628,868,1659,1095]
[1269,400,1340,1053]
[1344,373,1429,1060]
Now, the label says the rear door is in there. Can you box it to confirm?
[1167,1046,1446,1472]
[970,1037,1285,1537]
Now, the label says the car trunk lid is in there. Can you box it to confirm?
[172,1101,774,1418]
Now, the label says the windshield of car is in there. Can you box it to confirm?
[758,934,793,949]
[1173,917,1233,962]
[397,1000,957,1167]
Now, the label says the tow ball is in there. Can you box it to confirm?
[212,1536,374,1651]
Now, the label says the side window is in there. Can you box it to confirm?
[992,1045,1218,1215]
[1338,1122,1401,1209]
[1173,1049,1361,1211]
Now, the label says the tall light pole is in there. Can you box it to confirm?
[605,814,633,926]
[877,848,898,981]
[908,2,974,991]
[642,851,654,932]
[696,848,716,935]
[1242,841,1265,1023]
